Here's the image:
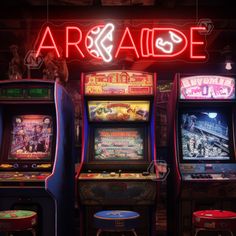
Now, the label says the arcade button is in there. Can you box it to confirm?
[31,164,37,169]
[0,210,37,232]
[207,174,213,179]
[142,171,150,176]
[13,163,19,169]
[191,174,196,179]
[36,175,46,180]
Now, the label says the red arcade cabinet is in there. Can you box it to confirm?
[76,70,160,236]
[0,80,74,236]
[168,74,236,236]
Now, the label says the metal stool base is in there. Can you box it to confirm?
[194,228,234,236]
[96,228,137,236]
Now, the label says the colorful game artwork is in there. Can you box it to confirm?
[180,76,235,100]
[8,115,53,160]
[180,110,231,161]
[94,128,144,161]
[88,101,150,121]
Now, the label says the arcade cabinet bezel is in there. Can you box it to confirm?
[86,122,150,171]
[176,73,236,165]
[79,70,156,173]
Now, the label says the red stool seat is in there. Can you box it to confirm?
[0,210,37,232]
[193,210,236,231]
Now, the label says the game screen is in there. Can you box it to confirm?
[94,127,144,161]
[8,115,53,160]
[180,110,232,161]
[88,101,150,122]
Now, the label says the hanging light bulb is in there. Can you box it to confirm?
[225,61,232,70]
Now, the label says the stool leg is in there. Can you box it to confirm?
[194,228,201,236]
[229,230,234,236]
[31,228,36,236]
[96,229,102,236]
[131,229,138,236]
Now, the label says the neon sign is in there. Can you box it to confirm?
[180,76,235,100]
[36,23,207,63]
[86,23,115,62]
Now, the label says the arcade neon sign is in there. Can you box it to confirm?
[36,23,207,63]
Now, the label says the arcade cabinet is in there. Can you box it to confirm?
[76,70,159,236]
[0,80,74,236]
[167,74,236,236]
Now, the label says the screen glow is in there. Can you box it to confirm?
[8,115,53,160]
[180,110,231,161]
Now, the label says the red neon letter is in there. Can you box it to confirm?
[152,28,188,57]
[190,27,207,59]
[36,26,60,58]
[66,26,84,58]
[115,27,139,58]
[140,28,152,57]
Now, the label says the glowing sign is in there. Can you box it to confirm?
[35,23,207,63]
[180,75,235,100]
[86,23,115,62]
[84,71,153,95]
[88,100,150,121]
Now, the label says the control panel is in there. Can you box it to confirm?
[0,172,51,182]
[79,172,157,180]
[180,163,236,181]
[183,173,236,180]
[0,163,52,171]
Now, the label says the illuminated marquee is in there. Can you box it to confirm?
[88,100,150,121]
[84,71,153,95]
[180,75,235,100]
[36,23,207,63]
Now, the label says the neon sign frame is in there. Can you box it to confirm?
[36,23,207,63]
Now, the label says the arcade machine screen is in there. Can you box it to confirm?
[88,101,150,122]
[179,110,232,161]
[93,127,145,161]
[8,115,53,160]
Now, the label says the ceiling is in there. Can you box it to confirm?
[0,0,235,80]
[0,0,230,7]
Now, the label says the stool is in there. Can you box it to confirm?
[94,210,140,236]
[0,210,37,236]
[193,210,236,236]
